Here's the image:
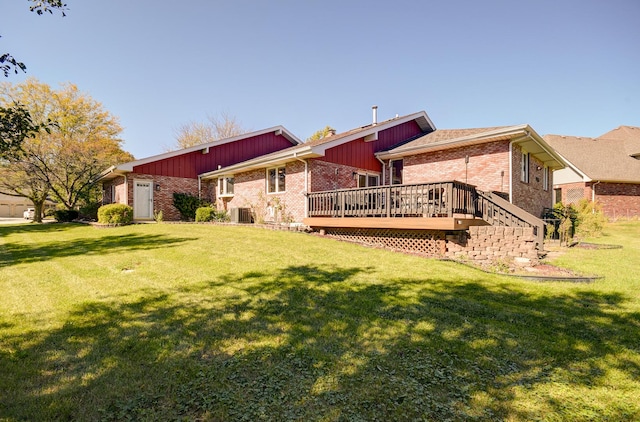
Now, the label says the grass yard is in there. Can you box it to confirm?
[1,221,639,421]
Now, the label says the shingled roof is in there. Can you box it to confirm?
[544,126,640,183]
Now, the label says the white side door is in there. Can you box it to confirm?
[133,180,153,220]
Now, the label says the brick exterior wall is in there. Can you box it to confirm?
[309,160,363,192]
[511,144,553,218]
[403,141,511,194]
[221,161,307,223]
[593,182,640,219]
[102,174,200,221]
[556,181,640,219]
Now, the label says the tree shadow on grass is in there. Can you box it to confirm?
[0,224,193,267]
[1,265,639,421]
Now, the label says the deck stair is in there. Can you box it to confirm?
[474,190,545,250]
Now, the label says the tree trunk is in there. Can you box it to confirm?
[32,198,46,223]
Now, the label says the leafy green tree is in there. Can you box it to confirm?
[0,79,133,221]
[307,125,336,142]
[0,102,47,158]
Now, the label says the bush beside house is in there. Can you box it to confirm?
[97,204,133,225]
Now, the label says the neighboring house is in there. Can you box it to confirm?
[0,193,56,218]
[544,126,640,219]
[97,126,301,221]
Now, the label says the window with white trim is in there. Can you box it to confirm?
[542,166,549,191]
[267,166,285,193]
[357,173,379,188]
[218,176,234,197]
[521,152,529,183]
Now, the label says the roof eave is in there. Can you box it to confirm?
[511,127,568,170]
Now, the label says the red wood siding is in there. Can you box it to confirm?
[319,120,424,172]
[133,132,294,179]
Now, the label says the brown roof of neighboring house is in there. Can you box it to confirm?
[544,126,640,183]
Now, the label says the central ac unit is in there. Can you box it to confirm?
[230,207,253,224]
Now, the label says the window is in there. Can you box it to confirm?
[218,177,234,197]
[542,166,549,191]
[554,188,562,204]
[391,160,403,185]
[357,173,379,188]
[267,166,285,193]
[520,152,529,183]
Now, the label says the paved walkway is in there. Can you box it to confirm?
[0,217,31,225]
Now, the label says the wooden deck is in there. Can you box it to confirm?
[303,216,488,230]
[305,181,545,249]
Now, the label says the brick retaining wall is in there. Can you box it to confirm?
[444,226,538,263]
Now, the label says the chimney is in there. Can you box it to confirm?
[327,128,336,136]
[372,105,378,125]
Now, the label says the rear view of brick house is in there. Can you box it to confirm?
[97,127,301,221]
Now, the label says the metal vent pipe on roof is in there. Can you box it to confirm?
[372,105,378,125]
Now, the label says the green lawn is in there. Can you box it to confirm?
[1,221,639,421]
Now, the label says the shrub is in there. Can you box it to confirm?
[79,201,101,221]
[551,203,577,246]
[574,198,606,239]
[195,207,229,222]
[173,193,209,221]
[97,204,133,225]
[154,209,164,223]
[53,209,79,223]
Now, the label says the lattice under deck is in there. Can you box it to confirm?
[323,228,446,256]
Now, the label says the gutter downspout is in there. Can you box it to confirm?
[508,141,514,204]
[124,174,129,206]
[198,175,202,199]
[376,156,386,185]
[592,180,600,213]
[294,154,308,218]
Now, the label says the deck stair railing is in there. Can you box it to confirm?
[474,190,545,249]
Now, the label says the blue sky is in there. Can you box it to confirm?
[3,0,639,159]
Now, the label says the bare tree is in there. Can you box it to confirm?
[168,112,248,151]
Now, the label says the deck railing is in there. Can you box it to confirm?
[307,181,477,218]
